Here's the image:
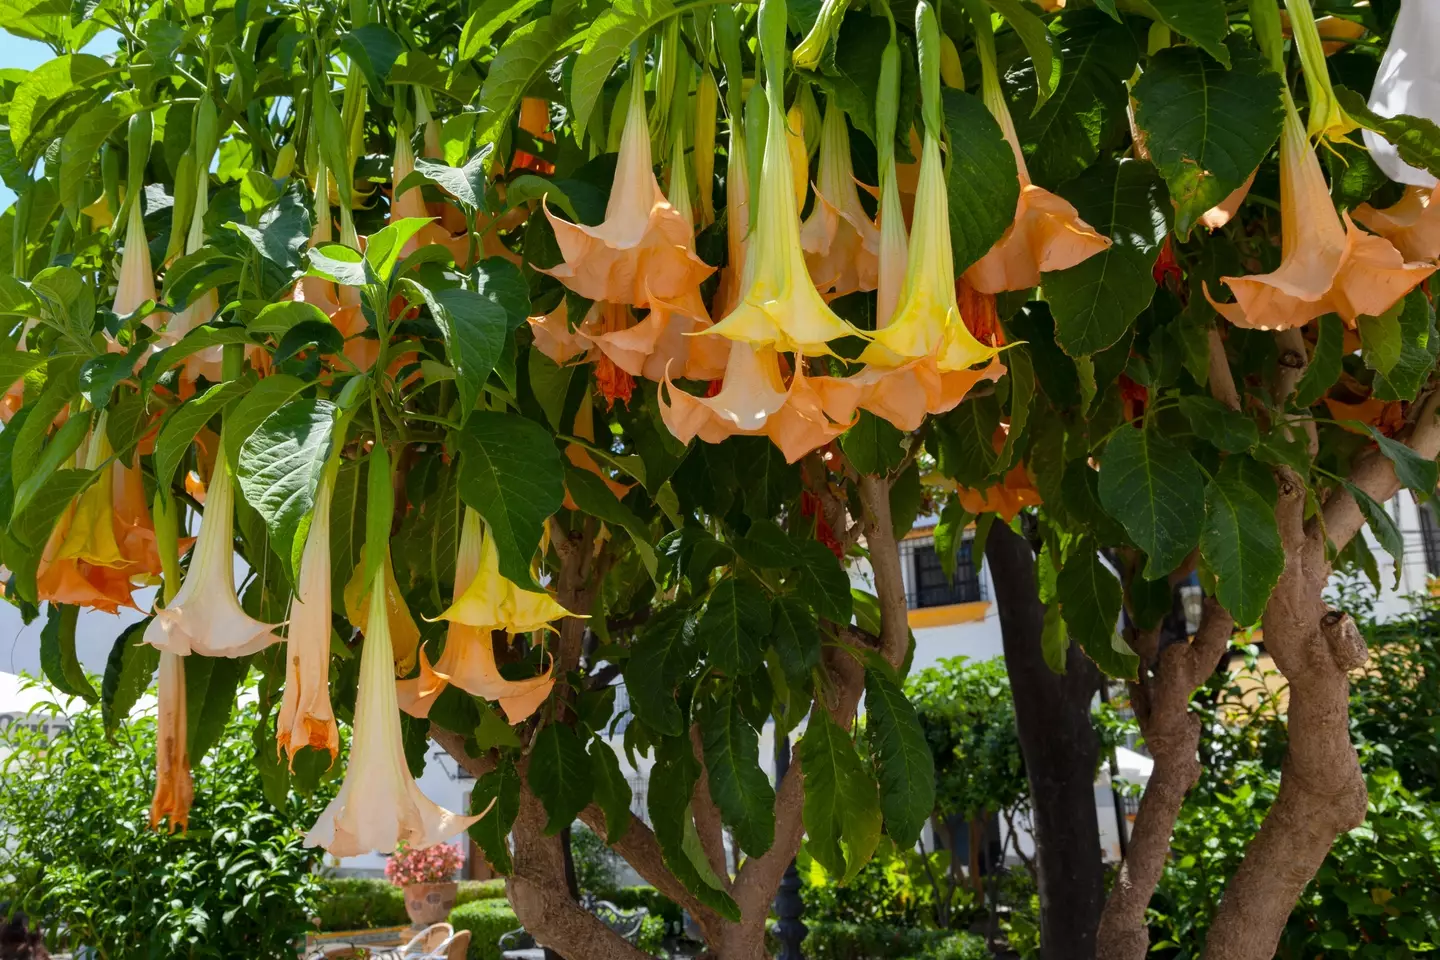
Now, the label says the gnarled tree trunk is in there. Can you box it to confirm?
[987,520,1105,960]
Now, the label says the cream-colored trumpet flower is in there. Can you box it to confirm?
[114,199,159,319]
[1205,90,1435,330]
[801,101,880,299]
[962,8,1109,293]
[162,96,223,382]
[277,464,340,764]
[1363,0,1440,186]
[713,126,753,318]
[540,63,713,307]
[143,455,281,657]
[661,341,858,463]
[435,512,571,633]
[305,568,481,857]
[397,508,556,725]
[700,19,867,356]
[149,651,193,832]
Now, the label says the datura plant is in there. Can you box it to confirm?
[4,0,1440,957]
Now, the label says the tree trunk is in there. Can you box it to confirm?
[986,521,1105,960]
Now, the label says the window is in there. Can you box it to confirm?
[1420,502,1440,577]
[901,535,985,608]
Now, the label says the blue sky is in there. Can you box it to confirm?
[0,30,119,210]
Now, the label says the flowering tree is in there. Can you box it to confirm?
[3,0,1440,958]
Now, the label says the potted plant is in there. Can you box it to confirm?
[386,841,465,927]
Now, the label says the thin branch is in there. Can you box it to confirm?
[689,725,733,888]
[858,473,909,669]
[1207,325,1240,412]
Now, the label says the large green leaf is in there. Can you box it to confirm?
[942,89,1021,277]
[1337,86,1440,182]
[475,16,577,147]
[570,0,675,143]
[622,608,698,736]
[647,736,741,920]
[186,655,250,764]
[1178,395,1258,453]
[770,596,821,690]
[411,282,515,423]
[1201,455,1283,627]
[1047,158,1169,357]
[839,412,906,475]
[100,618,159,738]
[456,411,564,591]
[1133,41,1283,238]
[528,722,594,835]
[1293,314,1344,408]
[10,468,95,552]
[589,740,633,844]
[1098,424,1205,578]
[1373,289,1438,403]
[699,578,773,676]
[468,759,522,874]
[1007,12,1138,188]
[1056,542,1136,680]
[698,686,775,855]
[863,667,934,847]
[9,54,113,162]
[58,99,133,212]
[987,0,1061,111]
[237,399,337,581]
[801,710,883,882]
[222,374,311,468]
[40,604,96,702]
[1133,0,1231,68]
[459,0,546,59]
[1345,481,1404,586]
[1363,425,1440,497]
[154,377,253,489]
[339,24,405,99]
[564,465,657,579]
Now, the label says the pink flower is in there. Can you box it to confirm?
[385,840,467,886]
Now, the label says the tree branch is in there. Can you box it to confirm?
[690,725,733,887]
[858,474,909,669]
[1207,326,1240,412]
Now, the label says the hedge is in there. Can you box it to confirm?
[796,922,987,960]
[449,899,520,960]
[315,877,507,931]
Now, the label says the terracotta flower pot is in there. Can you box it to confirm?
[403,881,458,926]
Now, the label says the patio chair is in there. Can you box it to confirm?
[399,923,471,960]
[498,895,647,960]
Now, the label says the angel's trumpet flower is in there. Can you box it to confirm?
[397,508,556,725]
[149,651,193,832]
[305,568,480,857]
[163,97,223,382]
[1284,0,1361,144]
[277,464,340,763]
[701,8,867,356]
[1355,186,1440,261]
[660,341,858,463]
[144,455,281,657]
[962,10,1109,294]
[114,199,160,320]
[1363,0,1439,187]
[714,127,752,318]
[800,101,880,298]
[435,514,571,634]
[540,65,713,307]
[112,459,168,584]
[1205,93,1434,330]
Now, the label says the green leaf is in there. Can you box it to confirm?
[474,701,521,751]
[1133,41,1283,238]
[1293,313,1344,408]
[646,735,741,920]
[306,243,375,288]
[100,618,158,737]
[1098,424,1205,578]
[589,740,633,843]
[1344,481,1403,586]
[78,352,134,411]
[10,407,91,521]
[10,468,95,552]
[564,465,657,579]
[0,349,50,396]
[476,16,577,148]
[840,411,906,475]
[1008,12,1138,188]
[154,377,253,489]
[1201,455,1283,627]
[40,604,96,702]
[250,301,332,337]
[934,393,1001,488]
[570,0,675,142]
[364,218,435,283]
[408,155,489,212]
[998,346,1035,473]
[941,88,1021,279]
[186,654,249,764]
[801,710,883,883]
[1178,395,1258,453]
[459,0,546,59]
[770,596,820,690]
[456,411,564,591]
[1363,425,1440,496]
[1057,542,1136,680]
[8,54,112,162]
[698,686,775,855]
[791,538,853,624]
[226,185,312,274]
[236,399,337,581]
[58,99,132,212]
[1047,158,1169,357]
[1133,0,1231,68]
[222,374,311,469]
[410,282,516,424]
[864,666,934,847]
[329,458,368,611]
[989,1,1061,106]
[340,24,405,99]
[1336,86,1440,182]
[528,722,594,834]
[1374,289,1438,403]
[141,325,254,392]
[1359,306,1402,378]
[622,608,698,736]
[1041,602,1069,674]
[468,759,522,874]
[699,578,773,676]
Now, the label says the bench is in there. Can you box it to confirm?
[498,894,648,959]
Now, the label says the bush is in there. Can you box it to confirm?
[595,886,685,933]
[797,922,957,960]
[0,696,335,958]
[636,914,667,956]
[907,932,990,960]
[449,899,519,960]
[316,878,507,931]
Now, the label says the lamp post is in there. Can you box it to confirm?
[772,731,806,960]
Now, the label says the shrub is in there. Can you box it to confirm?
[0,697,335,958]
[595,886,685,933]
[449,899,519,960]
[636,914,667,956]
[571,820,621,893]
[313,878,407,930]
[456,879,508,905]
[386,840,466,886]
[907,932,990,960]
[796,922,957,960]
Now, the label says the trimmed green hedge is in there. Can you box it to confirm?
[450,899,520,960]
[796,922,987,960]
[315,878,507,931]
